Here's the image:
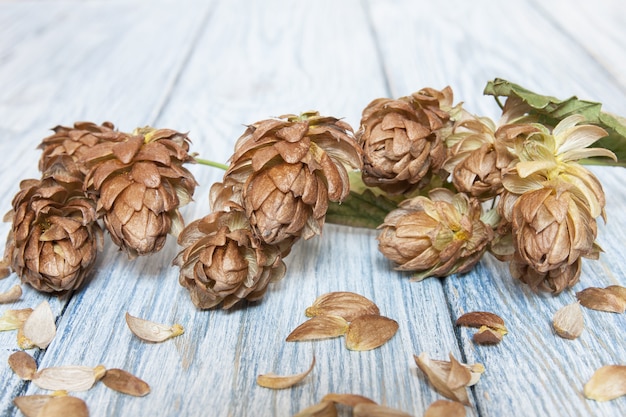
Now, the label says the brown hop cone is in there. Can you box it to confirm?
[509,253,589,294]
[4,157,103,292]
[82,127,197,258]
[356,87,452,195]
[217,111,362,245]
[377,188,493,281]
[511,185,598,274]
[173,210,286,309]
[38,121,126,175]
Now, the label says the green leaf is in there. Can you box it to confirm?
[484,78,626,166]
[326,189,398,229]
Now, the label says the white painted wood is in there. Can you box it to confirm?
[0,1,625,416]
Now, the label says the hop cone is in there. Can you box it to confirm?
[38,121,126,175]
[215,111,362,245]
[356,87,452,195]
[82,127,197,258]
[4,157,103,292]
[377,188,493,281]
[173,210,286,309]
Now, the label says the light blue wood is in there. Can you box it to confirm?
[0,1,625,416]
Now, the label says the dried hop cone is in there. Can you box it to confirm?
[83,127,197,258]
[357,87,453,195]
[4,157,103,292]
[173,210,287,309]
[377,188,493,281]
[215,111,362,245]
[38,121,126,175]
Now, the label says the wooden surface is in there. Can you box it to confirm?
[1,0,625,416]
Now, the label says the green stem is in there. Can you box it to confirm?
[194,158,229,171]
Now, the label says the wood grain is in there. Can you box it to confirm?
[0,1,625,416]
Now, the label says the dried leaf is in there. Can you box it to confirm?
[0,284,22,304]
[8,351,37,380]
[345,315,398,351]
[293,401,337,417]
[553,302,584,339]
[38,395,89,417]
[455,311,507,333]
[19,301,56,349]
[353,403,412,417]
[305,292,380,322]
[321,393,377,407]
[584,365,626,401]
[413,352,481,406]
[33,365,102,392]
[424,400,466,417]
[0,308,33,331]
[125,312,184,342]
[472,326,504,345]
[14,395,55,417]
[102,368,150,396]
[576,287,626,313]
[257,356,316,389]
[286,315,349,342]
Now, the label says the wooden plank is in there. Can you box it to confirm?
[366,0,626,415]
[7,1,478,416]
[0,2,213,416]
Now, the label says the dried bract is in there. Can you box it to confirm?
[345,315,398,351]
[605,285,626,302]
[102,368,150,396]
[125,312,184,343]
[455,311,507,333]
[472,326,504,345]
[424,400,466,417]
[286,315,349,342]
[8,351,37,380]
[14,395,56,417]
[38,395,89,417]
[0,308,33,331]
[583,365,626,401]
[257,356,316,389]
[304,292,380,322]
[553,302,584,339]
[353,403,413,417]
[19,301,56,349]
[576,287,626,313]
[33,365,103,392]
[0,284,22,303]
[293,401,337,417]
[321,393,377,407]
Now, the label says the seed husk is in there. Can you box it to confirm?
[353,403,413,417]
[553,302,584,339]
[14,395,55,417]
[286,315,349,342]
[293,401,337,417]
[8,351,37,380]
[256,356,316,389]
[32,365,103,392]
[305,292,380,322]
[102,368,150,396]
[321,393,377,407]
[424,399,466,417]
[345,315,398,351]
[472,326,504,345]
[576,287,626,313]
[0,308,32,331]
[413,352,484,406]
[38,395,89,417]
[583,365,626,401]
[19,301,56,349]
[125,312,184,342]
[455,311,507,333]
[0,284,22,304]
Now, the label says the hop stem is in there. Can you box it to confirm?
[194,157,229,171]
